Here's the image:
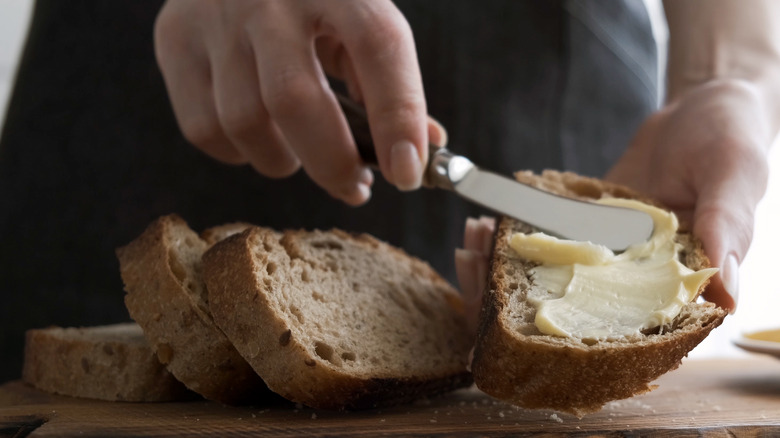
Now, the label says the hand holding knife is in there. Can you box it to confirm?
[335,92,654,252]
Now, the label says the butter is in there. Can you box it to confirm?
[745,328,780,343]
[509,198,718,341]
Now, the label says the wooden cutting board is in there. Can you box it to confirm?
[1,357,779,437]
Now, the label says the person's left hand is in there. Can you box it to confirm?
[606,79,774,313]
[455,216,495,338]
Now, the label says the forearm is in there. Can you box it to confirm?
[664,0,780,136]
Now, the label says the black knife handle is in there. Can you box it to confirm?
[334,92,379,166]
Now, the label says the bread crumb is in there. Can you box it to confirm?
[549,413,563,423]
[311,413,317,420]
[430,419,437,423]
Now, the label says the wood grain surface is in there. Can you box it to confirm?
[1,357,779,437]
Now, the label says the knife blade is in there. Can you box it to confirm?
[335,92,654,252]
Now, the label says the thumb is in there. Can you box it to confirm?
[693,170,767,312]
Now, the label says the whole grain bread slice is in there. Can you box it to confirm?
[200,222,255,246]
[471,170,728,417]
[117,215,266,404]
[202,227,473,410]
[22,323,193,402]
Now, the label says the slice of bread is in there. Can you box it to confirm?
[22,323,192,402]
[200,222,255,246]
[202,227,473,409]
[471,170,728,417]
[117,215,266,404]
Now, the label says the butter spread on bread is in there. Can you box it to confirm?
[471,170,727,417]
[508,197,718,341]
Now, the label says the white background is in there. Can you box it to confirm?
[1,0,777,358]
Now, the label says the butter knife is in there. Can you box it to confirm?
[336,93,654,252]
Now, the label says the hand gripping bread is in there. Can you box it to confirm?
[202,227,473,409]
[117,215,266,404]
[22,323,192,402]
[471,170,728,417]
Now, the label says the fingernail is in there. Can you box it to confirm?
[355,182,371,203]
[721,254,739,313]
[465,217,480,234]
[340,182,372,206]
[391,140,422,191]
[358,167,374,187]
[463,218,480,252]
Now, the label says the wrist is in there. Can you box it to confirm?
[665,77,780,152]
[663,0,780,137]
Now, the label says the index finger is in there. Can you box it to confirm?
[328,0,428,190]
[247,3,372,205]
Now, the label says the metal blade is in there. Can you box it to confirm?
[435,157,654,252]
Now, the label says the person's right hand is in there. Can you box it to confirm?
[155,0,444,205]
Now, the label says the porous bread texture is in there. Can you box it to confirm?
[22,323,192,402]
[117,215,266,404]
[203,227,473,410]
[471,170,728,417]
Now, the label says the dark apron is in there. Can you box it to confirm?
[0,0,656,380]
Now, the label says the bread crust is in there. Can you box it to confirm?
[117,215,266,404]
[22,323,192,402]
[471,170,728,417]
[203,227,473,410]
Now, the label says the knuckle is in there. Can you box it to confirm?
[153,5,191,62]
[351,11,412,59]
[217,101,263,137]
[374,95,423,121]
[368,95,426,136]
[153,6,176,43]
[263,68,320,119]
[153,27,179,68]
[179,114,223,147]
